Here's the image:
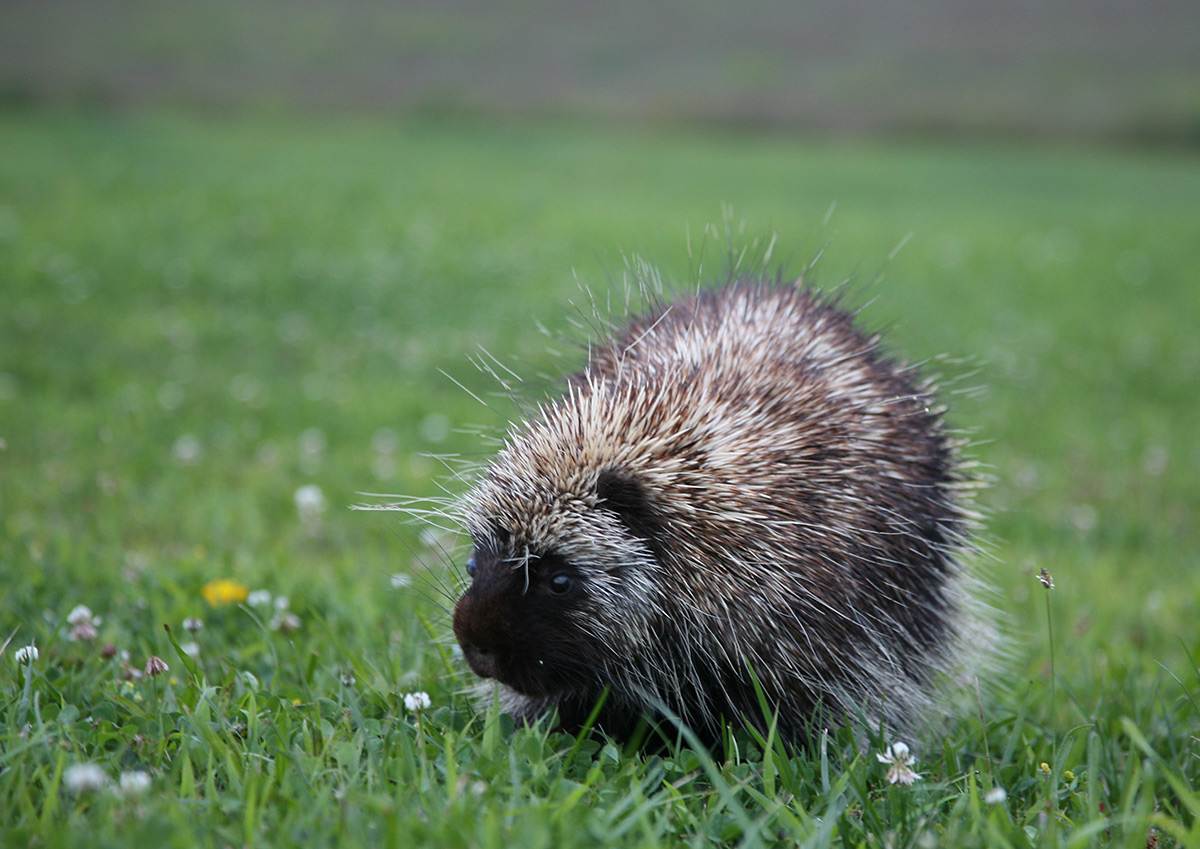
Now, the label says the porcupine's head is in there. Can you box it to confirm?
[451,374,696,733]
[451,398,668,726]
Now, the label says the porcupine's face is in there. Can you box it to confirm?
[452,470,661,703]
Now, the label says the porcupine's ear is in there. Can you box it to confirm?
[596,469,662,552]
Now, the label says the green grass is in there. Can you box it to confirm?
[1,110,1198,848]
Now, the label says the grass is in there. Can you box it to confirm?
[1,109,1198,847]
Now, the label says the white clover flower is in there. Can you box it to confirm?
[172,434,202,464]
[299,428,326,458]
[13,644,38,664]
[247,590,273,608]
[984,786,1007,805]
[66,605,95,625]
[117,770,152,796]
[181,641,201,659]
[371,428,398,454]
[389,573,412,589]
[403,691,432,712]
[877,741,921,785]
[294,484,326,523]
[70,621,98,642]
[66,605,101,641]
[419,413,449,443]
[143,655,169,677]
[64,763,109,793]
[183,617,204,634]
[271,611,301,633]
[273,595,289,611]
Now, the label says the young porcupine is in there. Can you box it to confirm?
[440,279,987,743]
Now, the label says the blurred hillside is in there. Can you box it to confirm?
[2,0,1198,143]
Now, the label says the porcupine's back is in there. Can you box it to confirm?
[458,280,986,741]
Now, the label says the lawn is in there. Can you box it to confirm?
[1,110,1198,847]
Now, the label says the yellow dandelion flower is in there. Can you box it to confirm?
[202,578,249,606]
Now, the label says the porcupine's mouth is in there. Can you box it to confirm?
[491,662,559,699]
[459,639,554,698]
[484,647,587,701]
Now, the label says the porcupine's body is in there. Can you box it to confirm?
[450,280,986,743]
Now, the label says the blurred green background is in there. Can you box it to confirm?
[3,0,1199,143]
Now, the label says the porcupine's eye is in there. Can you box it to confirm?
[465,554,477,578]
[549,572,572,594]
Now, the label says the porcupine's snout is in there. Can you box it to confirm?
[452,592,503,680]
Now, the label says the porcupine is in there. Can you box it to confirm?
[443,277,989,744]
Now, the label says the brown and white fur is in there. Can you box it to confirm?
[441,280,989,743]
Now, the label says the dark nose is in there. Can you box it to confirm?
[453,592,502,680]
[461,643,498,679]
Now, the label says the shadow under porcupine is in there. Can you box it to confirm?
[379,265,996,747]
